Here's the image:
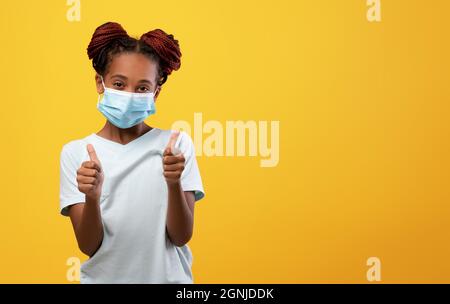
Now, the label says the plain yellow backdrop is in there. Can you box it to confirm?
[0,0,449,283]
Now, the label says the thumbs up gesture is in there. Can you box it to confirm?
[163,131,185,185]
[76,144,104,201]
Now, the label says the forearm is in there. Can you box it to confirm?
[76,196,104,257]
[166,182,193,246]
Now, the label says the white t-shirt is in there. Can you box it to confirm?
[59,128,205,283]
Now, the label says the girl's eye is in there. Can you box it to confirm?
[113,82,124,88]
[138,86,150,92]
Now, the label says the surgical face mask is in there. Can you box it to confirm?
[96,76,156,129]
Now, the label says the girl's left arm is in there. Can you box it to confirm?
[166,184,195,246]
[163,131,196,246]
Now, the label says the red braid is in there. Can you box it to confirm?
[87,22,129,60]
[140,29,182,76]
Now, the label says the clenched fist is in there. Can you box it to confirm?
[77,144,104,201]
[163,131,185,185]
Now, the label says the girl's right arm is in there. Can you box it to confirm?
[69,144,104,257]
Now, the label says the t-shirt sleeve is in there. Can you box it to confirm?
[59,143,85,216]
[175,131,205,202]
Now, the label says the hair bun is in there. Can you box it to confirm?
[140,29,182,76]
[87,22,129,60]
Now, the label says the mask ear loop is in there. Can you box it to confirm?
[100,75,105,88]
[97,75,106,107]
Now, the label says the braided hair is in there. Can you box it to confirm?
[87,22,181,86]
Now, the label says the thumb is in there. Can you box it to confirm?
[87,144,101,166]
[165,131,181,155]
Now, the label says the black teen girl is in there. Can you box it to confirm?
[59,22,205,283]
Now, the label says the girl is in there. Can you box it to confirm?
[59,22,205,284]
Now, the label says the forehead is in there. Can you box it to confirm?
[106,52,158,82]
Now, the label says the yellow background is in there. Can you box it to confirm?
[0,0,449,283]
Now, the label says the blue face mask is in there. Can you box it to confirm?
[96,76,156,129]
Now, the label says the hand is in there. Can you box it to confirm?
[76,144,104,201]
[163,131,185,186]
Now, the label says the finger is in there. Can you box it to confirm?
[82,161,101,172]
[78,184,94,193]
[163,146,172,156]
[163,154,184,165]
[163,163,185,172]
[77,176,97,185]
[87,144,102,168]
[165,131,180,151]
[163,171,181,179]
[77,167,99,177]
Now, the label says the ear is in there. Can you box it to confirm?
[95,74,104,94]
[154,86,161,102]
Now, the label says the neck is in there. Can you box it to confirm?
[96,121,152,145]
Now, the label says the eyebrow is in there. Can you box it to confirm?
[110,74,128,80]
[110,74,154,86]
[138,79,154,86]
